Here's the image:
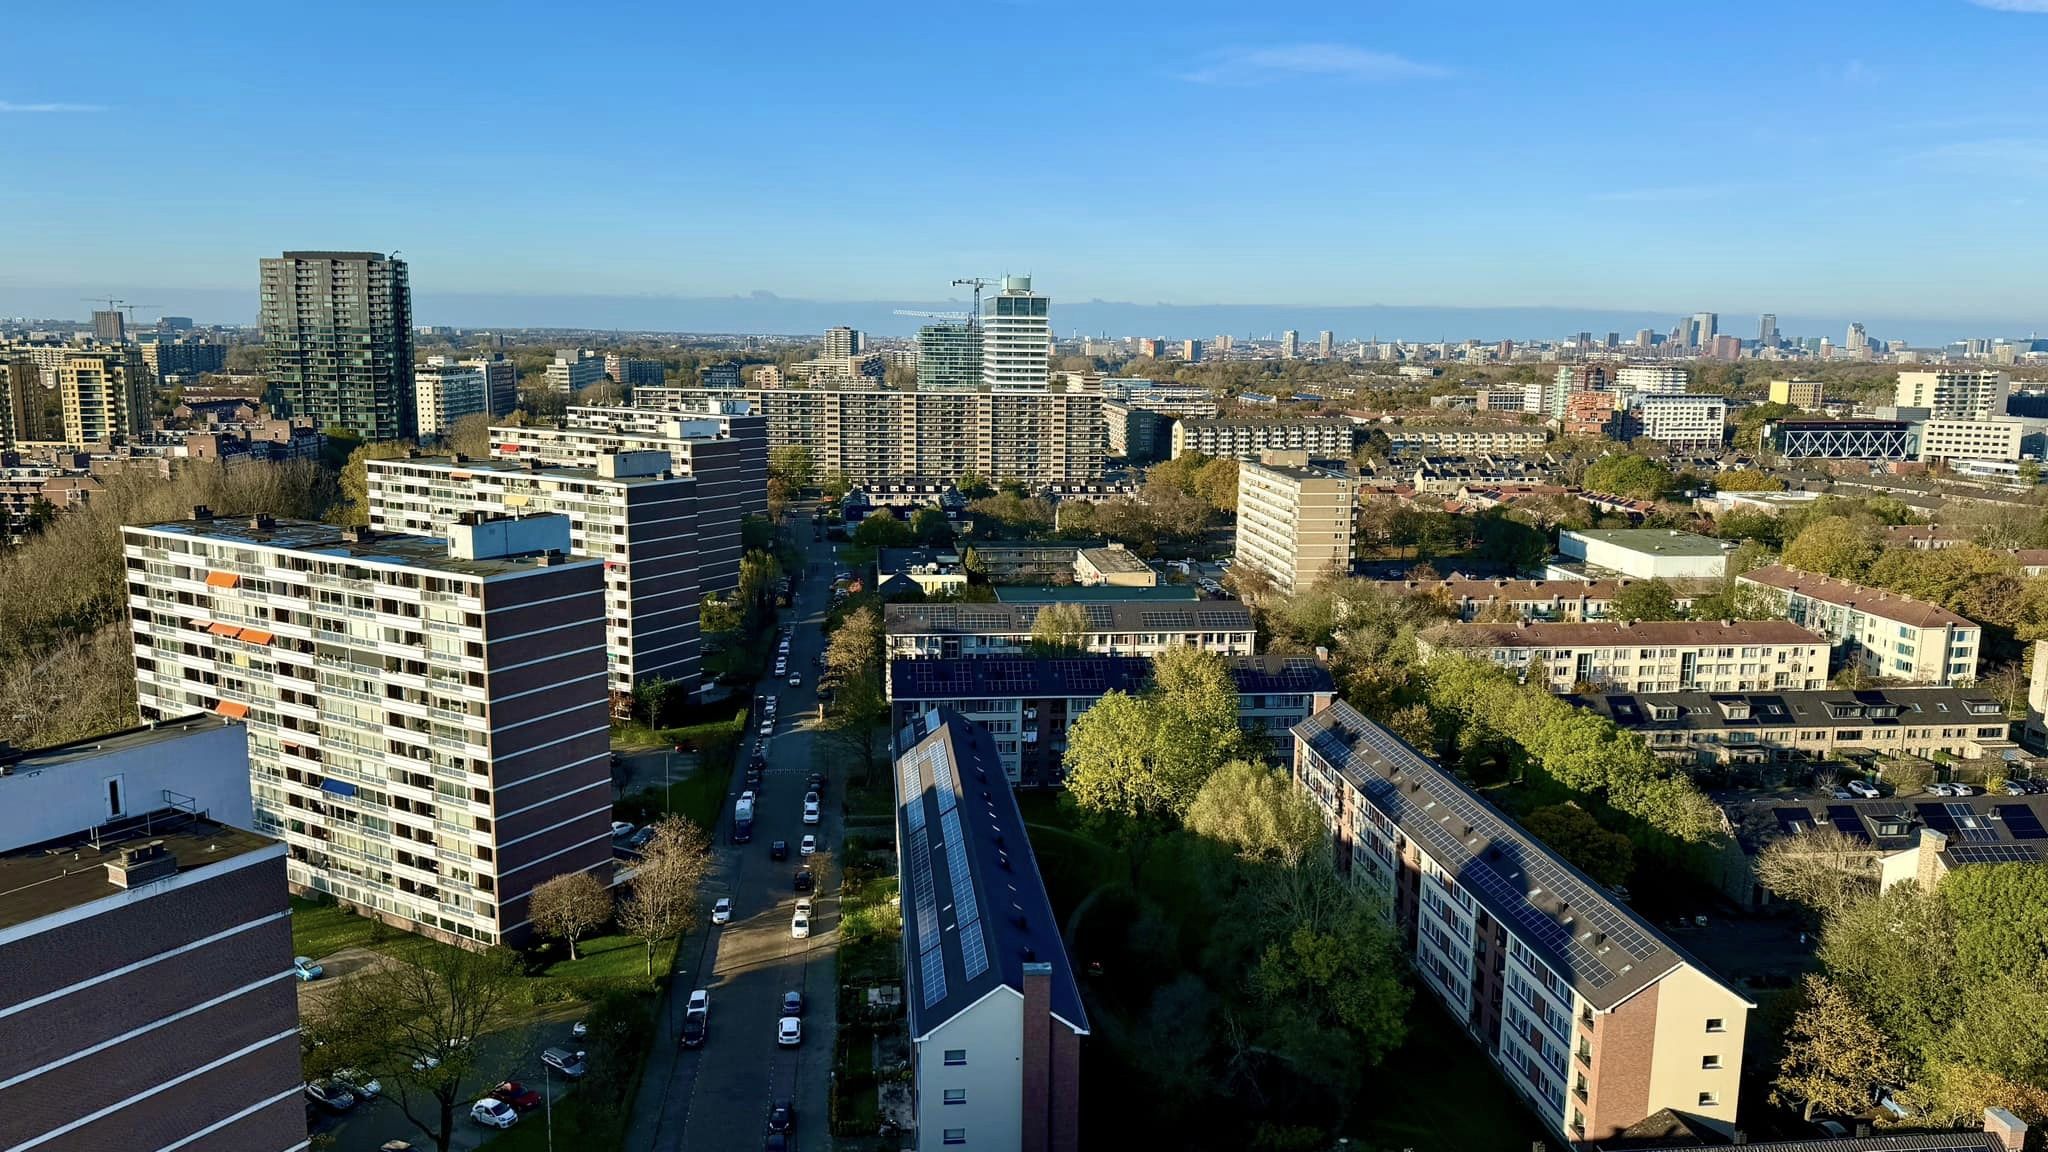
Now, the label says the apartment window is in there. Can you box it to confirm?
[1705,1018,1725,1033]
[1698,1092,1719,1107]
[943,1129,967,1146]
[943,1089,966,1105]
[104,775,126,819]
[943,1049,967,1066]
[1702,1054,1722,1070]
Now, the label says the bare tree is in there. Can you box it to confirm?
[529,870,613,961]
[618,816,711,979]
[1756,825,1880,917]
[303,946,524,1152]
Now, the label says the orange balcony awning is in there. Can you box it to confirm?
[205,571,239,588]
[207,622,243,638]
[238,629,274,646]
[215,700,249,719]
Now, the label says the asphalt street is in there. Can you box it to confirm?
[628,512,842,1151]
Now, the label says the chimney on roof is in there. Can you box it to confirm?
[190,504,213,521]
[1985,1107,2028,1152]
[105,840,178,888]
[248,513,274,531]
[1917,827,1950,892]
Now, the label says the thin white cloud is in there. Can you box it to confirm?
[1969,0,2048,10]
[1180,43,1446,86]
[1911,137,2048,175]
[0,101,106,113]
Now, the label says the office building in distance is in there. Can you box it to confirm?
[1293,701,1751,1143]
[1766,379,1824,409]
[604,353,666,388]
[260,250,415,442]
[1764,418,1918,460]
[1916,418,2029,463]
[917,323,982,389]
[368,452,705,703]
[1615,365,1689,395]
[0,718,305,1152]
[545,350,606,395]
[980,275,1051,388]
[1419,619,1831,693]
[1235,451,1357,595]
[895,712,1085,1152]
[1624,393,1726,447]
[1736,565,1981,684]
[124,512,613,948]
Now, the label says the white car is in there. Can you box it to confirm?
[472,1098,519,1129]
[799,834,817,856]
[1845,779,1880,799]
[788,674,802,687]
[711,897,732,925]
[791,899,812,939]
[611,820,635,839]
[803,796,820,825]
[686,989,709,1016]
[777,1016,802,1047]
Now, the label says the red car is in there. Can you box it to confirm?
[491,1082,543,1113]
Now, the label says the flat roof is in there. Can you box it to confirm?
[886,599,1254,636]
[1563,528,1730,558]
[131,517,598,580]
[891,654,1334,701]
[1076,546,1152,574]
[993,584,1197,604]
[895,713,1087,1038]
[1,713,234,773]
[0,815,277,932]
[369,454,689,488]
[1295,701,1746,1013]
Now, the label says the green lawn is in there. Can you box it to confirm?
[480,1091,623,1151]
[289,896,468,969]
[536,931,677,993]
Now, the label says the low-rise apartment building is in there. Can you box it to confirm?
[1392,577,1715,622]
[1293,701,1752,1143]
[1737,565,1980,685]
[413,358,489,437]
[1381,424,1552,453]
[367,453,704,703]
[895,713,1085,1152]
[885,600,1255,661]
[1623,394,1727,447]
[1570,687,2016,771]
[1169,416,1355,460]
[487,405,765,592]
[1766,379,1825,409]
[1917,418,2028,462]
[1235,452,1356,594]
[887,654,1336,784]
[124,512,613,948]
[0,719,304,1152]
[1419,620,1830,693]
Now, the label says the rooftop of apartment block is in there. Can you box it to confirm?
[1739,565,1976,630]
[0,813,276,931]
[1426,619,1826,648]
[1565,528,1732,558]
[132,515,597,579]
[0,713,236,775]
[1294,700,1746,1012]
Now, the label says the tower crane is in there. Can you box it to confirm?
[893,309,971,322]
[951,277,997,329]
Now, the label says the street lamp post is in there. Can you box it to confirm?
[543,1059,553,1152]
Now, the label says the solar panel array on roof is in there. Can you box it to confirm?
[1998,805,2048,840]
[1333,718,1659,995]
[1826,805,1868,841]
[1946,844,2039,865]
[1948,802,1997,842]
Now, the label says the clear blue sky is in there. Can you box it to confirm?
[4,0,2047,327]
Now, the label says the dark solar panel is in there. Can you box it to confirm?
[1946,844,2040,865]
[1998,805,2047,840]
[1949,802,1998,843]
[1826,805,1867,841]
[1774,807,1813,835]
[1916,802,1956,834]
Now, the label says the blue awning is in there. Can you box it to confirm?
[320,778,357,798]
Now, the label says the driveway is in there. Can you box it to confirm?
[627,509,842,1151]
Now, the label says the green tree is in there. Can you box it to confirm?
[1062,647,1252,825]
[1520,803,1634,887]
[852,514,911,549]
[528,869,613,961]
[304,946,525,1152]
[1687,580,1780,622]
[1609,579,1683,623]
[1582,454,1675,500]
[955,468,993,499]
[332,439,415,526]
[1193,455,1240,513]
[1772,974,1906,1121]
[1027,601,1090,655]
[768,444,815,490]
[1819,882,1962,1062]
[1714,468,1787,492]
[909,506,953,545]
[1184,760,1325,866]
[1781,516,1884,580]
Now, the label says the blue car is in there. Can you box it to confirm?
[292,956,324,981]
